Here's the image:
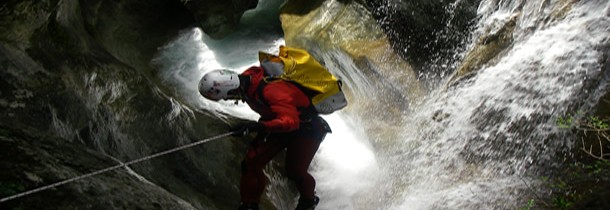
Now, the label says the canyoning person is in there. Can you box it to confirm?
[198,67,331,210]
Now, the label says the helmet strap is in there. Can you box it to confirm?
[238,75,251,100]
[238,75,250,90]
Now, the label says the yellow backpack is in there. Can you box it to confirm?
[258,46,348,114]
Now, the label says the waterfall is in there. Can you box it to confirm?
[152,0,609,209]
[378,0,609,209]
[152,20,381,210]
[152,0,382,209]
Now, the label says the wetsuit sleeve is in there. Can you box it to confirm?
[259,85,301,132]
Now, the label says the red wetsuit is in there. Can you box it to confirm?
[239,66,330,204]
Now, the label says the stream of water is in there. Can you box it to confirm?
[153,0,609,209]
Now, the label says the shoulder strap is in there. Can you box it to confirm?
[255,78,270,107]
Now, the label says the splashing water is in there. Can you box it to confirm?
[152,1,381,208]
[152,0,609,209]
[153,26,382,209]
[381,1,609,209]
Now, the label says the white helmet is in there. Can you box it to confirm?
[198,69,241,101]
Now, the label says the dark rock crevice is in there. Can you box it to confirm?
[183,0,259,39]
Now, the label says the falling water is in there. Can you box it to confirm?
[379,0,609,209]
[152,24,380,210]
[152,0,609,209]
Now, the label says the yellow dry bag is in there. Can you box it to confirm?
[259,46,348,114]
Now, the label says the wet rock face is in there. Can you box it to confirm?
[0,125,199,210]
[1,0,256,209]
[183,0,259,39]
[0,0,197,147]
[0,0,195,67]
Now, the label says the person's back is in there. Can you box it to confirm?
[240,66,311,131]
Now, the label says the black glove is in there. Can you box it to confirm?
[231,122,264,137]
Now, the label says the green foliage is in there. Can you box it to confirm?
[540,175,578,209]
[538,159,610,209]
[518,199,535,210]
[588,116,608,129]
[556,113,609,160]
[588,159,610,175]
[556,116,574,129]
[538,113,610,209]
[556,113,609,130]
[552,196,573,209]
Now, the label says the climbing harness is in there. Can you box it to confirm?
[0,132,234,203]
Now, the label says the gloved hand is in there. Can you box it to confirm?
[231,122,264,137]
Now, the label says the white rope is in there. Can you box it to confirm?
[0,132,234,203]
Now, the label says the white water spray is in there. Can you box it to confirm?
[383,1,609,209]
[152,1,381,208]
[152,0,608,209]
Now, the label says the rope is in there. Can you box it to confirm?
[0,132,234,203]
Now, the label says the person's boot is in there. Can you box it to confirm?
[238,203,259,210]
[295,196,320,210]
